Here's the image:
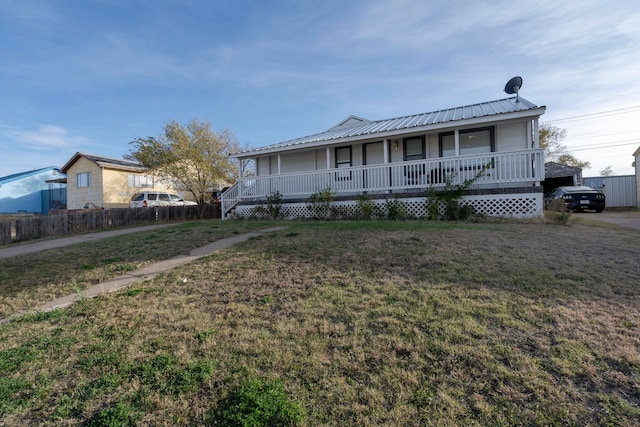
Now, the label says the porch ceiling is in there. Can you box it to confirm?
[233,96,545,159]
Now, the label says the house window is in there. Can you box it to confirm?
[439,127,494,157]
[335,146,352,180]
[459,128,494,155]
[77,172,91,188]
[404,136,425,161]
[335,146,352,168]
[128,174,154,188]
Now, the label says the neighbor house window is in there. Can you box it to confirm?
[335,146,352,180]
[403,136,425,161]
[439,127,494,157]
[128,174,154,188]
[77,172,91,188]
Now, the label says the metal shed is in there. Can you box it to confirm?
[583,175,637,208]
[543,162,582,194]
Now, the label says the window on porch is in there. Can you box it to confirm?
[403,136,426,161]
[403,136,426,185]
[439,127,495,157]
[335,146,352,180]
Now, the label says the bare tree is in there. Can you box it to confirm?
[539,123,591,169]
[600,166,615,176]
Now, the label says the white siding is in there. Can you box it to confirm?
[281,151,316,173]
[316,149,328,170]
[390,139,403,163]
[426,134,438,158]
[257,157,270,176]
[497,122,527,152]
[352,144,363,167]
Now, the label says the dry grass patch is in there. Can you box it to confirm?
[1,220,639,425]
[0,220,272,319]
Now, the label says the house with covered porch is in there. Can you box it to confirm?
[222,96,546,219]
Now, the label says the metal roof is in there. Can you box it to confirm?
[236,96,543,157]
[545,161,582,178]
[0,167,62,185]
[61,152,144,173]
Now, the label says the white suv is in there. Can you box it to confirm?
[129,191,197,208]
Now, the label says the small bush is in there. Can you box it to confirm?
[307,188,335,220]
[423,165,488,221]
[545,199,572,225]
[443,201,477,221]
[425,191,440,220]
[356,194,376,219]
[385,198,407,220]
[264,191,283,219]
[208,378,305,426]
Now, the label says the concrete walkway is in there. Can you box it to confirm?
[0,226,285,325]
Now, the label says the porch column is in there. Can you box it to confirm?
[238,159,243,178]
[532,119,539,149]
[454,130,460,155]
[277,154,281,174]
[383,139,389,163]
[326,147,331,169]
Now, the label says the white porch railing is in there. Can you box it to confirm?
[222,149,544,218]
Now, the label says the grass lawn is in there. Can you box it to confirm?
[1,218,639,425]
[0,220,273,319]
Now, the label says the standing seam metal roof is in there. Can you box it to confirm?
[0,167,61,184]
[61,152,144,173]
[242,96,541,155]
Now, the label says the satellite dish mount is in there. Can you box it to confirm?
[504,76,523,103]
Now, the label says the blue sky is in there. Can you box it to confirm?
[1,0,639,177]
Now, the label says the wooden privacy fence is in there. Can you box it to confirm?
[0,205,220,245]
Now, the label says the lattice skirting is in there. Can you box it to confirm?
[232,192,543,220]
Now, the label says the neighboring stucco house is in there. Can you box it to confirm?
[223,96,546,219]
[61,153,177,209]
[0,167,66,214]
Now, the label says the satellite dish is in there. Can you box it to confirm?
[504,76,523,102]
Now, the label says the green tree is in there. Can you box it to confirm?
[126,119,243,205]
[539,123,591,169]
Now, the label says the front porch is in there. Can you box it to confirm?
[222,149,545,219]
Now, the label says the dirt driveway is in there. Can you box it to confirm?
[573,210,640,230]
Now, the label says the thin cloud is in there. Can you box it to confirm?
[8,125,90,150]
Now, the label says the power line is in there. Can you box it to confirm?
[545,105,640,124]
[569,141,639,152]
[569,130,636,141]
[567,138,638,149]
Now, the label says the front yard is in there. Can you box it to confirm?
[1,219,639,425]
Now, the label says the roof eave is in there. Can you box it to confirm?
[94,161,146,172]
[232,107,546,159]
[61,152,144,173]
[60,152,83,173]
